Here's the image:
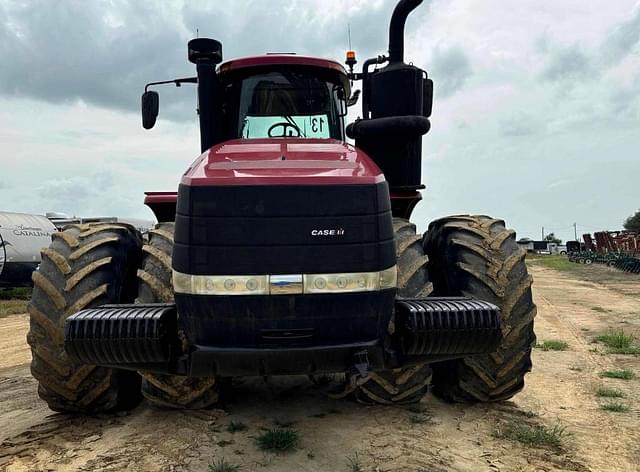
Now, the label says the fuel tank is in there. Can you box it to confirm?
[0,212,56,288]
[173,139,396,351]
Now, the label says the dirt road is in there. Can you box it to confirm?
[1,262,639,472]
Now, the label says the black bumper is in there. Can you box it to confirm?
[188,341,385,377]
[64,298,502,377]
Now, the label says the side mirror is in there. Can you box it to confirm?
[141,91,159,129]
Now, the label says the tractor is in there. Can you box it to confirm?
[27,0,536,412]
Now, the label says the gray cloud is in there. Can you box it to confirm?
[541,45,592,82]
[37,171,118,214]
[499,112,544,137]
[0,1,189,118]
[540,7,640,84]
[599,7,640,67]
[0,0,428,121]
[429,46,472,98]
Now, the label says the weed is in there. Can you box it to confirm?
[256,428,299,453]
[594,331,640,355]
[208,458,240,472]
[409,413,431,424]
[599,369,636,380]
[493,422,569,449]
[591,306,608,313]
[307,450,315,459]
[523,410,537,418]
[217,440,234,447]
[346,452,363,472]
[0,299,29,318]
[600,402,630,413]
[568,366,583,372]
[536,340,569,351]
[227,421,248,433]
[595,387,625,398]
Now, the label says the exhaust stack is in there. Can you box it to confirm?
[388,0,424,64]
[188,38,224,153]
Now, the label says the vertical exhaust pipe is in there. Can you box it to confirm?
[388,0,423,64]
[188,38,223,153]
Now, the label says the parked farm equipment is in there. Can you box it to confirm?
[569,231,640,273]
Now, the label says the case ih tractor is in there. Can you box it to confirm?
[28,0,536,411]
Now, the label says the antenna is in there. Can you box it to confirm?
[345,23,357,76]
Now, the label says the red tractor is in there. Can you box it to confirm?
[28,0,536,411]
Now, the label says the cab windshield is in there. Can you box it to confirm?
[222,69,346,140]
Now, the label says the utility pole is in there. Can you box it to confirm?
[541,226,544,240]
[573,223,578,241]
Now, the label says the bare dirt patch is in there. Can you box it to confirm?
[1,264,639,471]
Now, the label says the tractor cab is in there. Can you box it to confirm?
[217,56,350,142]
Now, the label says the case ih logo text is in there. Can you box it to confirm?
[311,228,345,237]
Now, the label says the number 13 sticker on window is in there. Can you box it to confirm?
[242,115,330,139]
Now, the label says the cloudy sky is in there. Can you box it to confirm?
[1,0,639,243]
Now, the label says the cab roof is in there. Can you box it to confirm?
[219,55,350,93]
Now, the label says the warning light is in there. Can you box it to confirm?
[345,50,357,75]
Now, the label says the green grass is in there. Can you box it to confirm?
[0,287,32,300]
[226,421,248,433]
[595,387,625,398]
[599,369,636,380]
[493,422,569,449]
[536,340,569,351]
[600,402,630,413]
[256,428,299,453]
[593,331,640,355]
[528,255,579,272]
[208,458,240,472]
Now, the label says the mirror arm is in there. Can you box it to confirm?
[144,77,197,92]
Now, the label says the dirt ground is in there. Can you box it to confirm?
[1,261,639,472]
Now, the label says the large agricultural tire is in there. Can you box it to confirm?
[27,223,143,413]
[352,218,434,405]
[423,215,537,403]
[136,222,219,409]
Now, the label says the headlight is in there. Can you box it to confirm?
[173,266,397,295]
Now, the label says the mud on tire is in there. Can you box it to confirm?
[353,218,433,404]
[423,215,537,402]
[27,223,143,413]
[136,222,219,409]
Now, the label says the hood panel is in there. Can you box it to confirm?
[181,139,384,186]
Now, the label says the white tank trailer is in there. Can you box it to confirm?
[0,212,57,288]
